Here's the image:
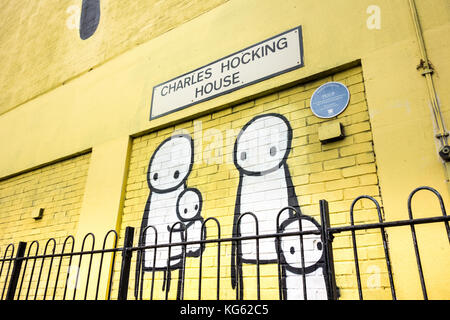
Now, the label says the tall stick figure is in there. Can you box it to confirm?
[135,134,204,299]
[231,113,300,298]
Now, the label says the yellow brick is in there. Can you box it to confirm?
[348,92,366,105]
[348,82,365,95]
[290,162,323,176]
[309,170,342,183]
[205,189,229,200]
[344,186,380,200]
[329,199,363,213]
[329,211,348,225]
[291,174,309,185]
[305,76,333,90]
[325,177,360,191]
[359,173,378,185]
[287,89,313,103]
[342,163,377,177]
[292,142,321,156]
[311,190,344,203]
[350,111,370,124]
[346,73,364,86]
[289,118,307,129]
[340,101,368,116]
[321,135,355,151]
[255,92,279,105]
[323,156,356,170]
[357,153,375,164]
[212,107,232,119]
[218,112,241,124]
[279,85,305,98]
[308,149,339,163]
[340,142,373,157]
[333,67,362,81]
[232,101,255,113]
[296,182,326,195]
[262,97,289,111]
[334,261,356,275]
[239,104,264,118]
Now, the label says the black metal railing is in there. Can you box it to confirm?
[0,186,449,300]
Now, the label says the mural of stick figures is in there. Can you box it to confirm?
[277,215,328,300]
[231,113,301,298]
[136,134,204,299]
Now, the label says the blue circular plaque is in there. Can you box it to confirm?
[310,82,350,119]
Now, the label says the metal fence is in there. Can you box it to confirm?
[0,186,449,300]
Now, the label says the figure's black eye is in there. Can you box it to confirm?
[174,170,180,179]
[290,246,295,255]
[184,208,188,214]
[194,204,199,211]
[317,242,323,251]
[153,173,158,181]
[240,152,247,161]
[270,146,277,156]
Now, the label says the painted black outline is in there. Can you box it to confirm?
[146,134,194,193]
[233,113,293,177]
[176,188,203,222]
[79,0,101,40]
[139,134,194,272]
[149,26,304,120]
[277,215,324,274]
[277,215,328,300]
[230,113,301,293]
[176,187,206,258]
[136,134,207,299]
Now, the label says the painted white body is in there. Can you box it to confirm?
[279,218,328,300]
[284,267,327,300]
[238,167,291,261]
[234,114,294,262]
[142,135,195,269]
[144,187,184,269]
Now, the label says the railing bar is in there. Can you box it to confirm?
[328,216,450,234]
[106,247,117,301]
[34,239,56,300]
[198,239,204,300]
[83,236,96,300]
[62,250,75,300]
[18,241,38,300]
[255,232,261,301]
[1,229,323,264]
[149,245,157,301]
[0,245,15,300]
[216,241,221,301]
[42,243,56,300]
[297,218,308,301]
[410,224,428,299]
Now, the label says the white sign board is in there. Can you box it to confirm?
[150,26,304,119]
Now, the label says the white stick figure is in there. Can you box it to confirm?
[176,188,205,256]
[136,134,204,298]
[278,216,328,300]
[231,113,301,296]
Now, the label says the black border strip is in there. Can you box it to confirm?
[149,26,305,120]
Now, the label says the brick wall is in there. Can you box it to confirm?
[0,153,91,299]
[116,66,391,300]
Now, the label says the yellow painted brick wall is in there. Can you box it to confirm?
[0,0,228,115]
[0,153,91,299]
[114,66,390,300]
